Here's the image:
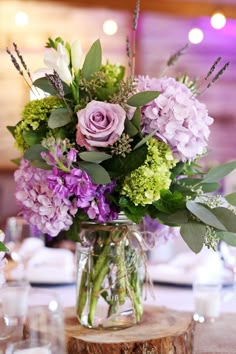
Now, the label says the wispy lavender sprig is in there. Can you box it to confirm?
[127,0,140,77]
[45,70,65,98]
[6,45,39,98]
[167,43,189,67]
[195,60,230,97]
[45,70,73,114]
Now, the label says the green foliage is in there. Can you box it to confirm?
[0,241,8,252]
[102,144,147,178]
[127,91,160,107]
[79,151,112,163]
[119,196,146,224]
[225,192,236,206]
[48,108,72,128]
[203,160,236,183]
[180,223,206,253]
[78,161,111,184]
[24,144,48,162]
[81,39,102,79]
[186,201,226,230]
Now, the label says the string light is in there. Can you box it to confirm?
[211,12,226,30]
[103,20,118,36]
[188,28,204,44]
[15,11,29,27]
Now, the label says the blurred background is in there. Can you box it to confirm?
[0,0,235,228]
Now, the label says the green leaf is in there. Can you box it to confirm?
[217,231,236,246]
[78,161,111,184]
[11,157,21,166]
[175,178,220,193]
[225,192,236,206]
[30,160,52,170]
[180,223,206,253]
[134,127,159,150]
[119,196,146,224]
[211,207,236,233]
[24,144,48,161]
[33,77,70,96]
[48,108,72,129]
[79,151,112,163]
[186,201,227,230]
[156,210,189,226]
[203,160,236,183]
[7,125,16,138]
[124,119,138,137]
[22,130,44,146]
[0,241,8,252]
[131,107,141,131]
[81,39,102,79]
[102,144,147,178]
[127,91,160,107]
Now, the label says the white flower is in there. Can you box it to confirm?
[71,40,83,73]
[44,43,72,85]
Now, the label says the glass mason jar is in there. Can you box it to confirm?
[75,214,144,329]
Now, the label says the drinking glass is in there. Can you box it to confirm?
[193,281,222,323]
[0,280,30,353]
[23,288,66,354]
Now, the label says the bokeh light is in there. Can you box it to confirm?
[103,20,118,36]
[188,28,204,44]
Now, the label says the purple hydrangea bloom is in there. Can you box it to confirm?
[136,76,214,162]
[14,159,76,237]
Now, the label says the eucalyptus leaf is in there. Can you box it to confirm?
[156,210,189,226]
[22,130,44,146]
[217,231,236,246]
[203,160,236,183]
[131,107,141,131]
[180,223,206,253]
[81,39,102,79]
[11,158,21,166]
[124,119,138,137]
[48,108,72,129]
[33,77,70,96]
[79,151,112,163]
[33,77,57,95]
[211,207,236,233]
[186,201,227,230]
[78,161,111,184]
[225,192,236,206]
[134,127,159,150]
[127,91,160,107]
[24,144,48,162]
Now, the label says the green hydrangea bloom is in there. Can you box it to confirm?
[121,138,177,206]
[14,96,64,151]
[100,63,125,86]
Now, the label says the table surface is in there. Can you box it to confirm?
[47,283,236,354]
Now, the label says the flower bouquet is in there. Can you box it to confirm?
[6,2,236,328]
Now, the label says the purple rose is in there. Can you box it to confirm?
[76,100,126,150]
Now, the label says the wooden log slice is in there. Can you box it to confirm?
[64,306,195,354]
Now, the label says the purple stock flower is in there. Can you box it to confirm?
[64,168,97,208]
[47,167,70,198]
